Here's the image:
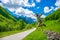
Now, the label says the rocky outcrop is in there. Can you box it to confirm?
[45,30,60,40]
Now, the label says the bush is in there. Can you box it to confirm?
[56,18,60,24]
[0,22,9,32]
[45,9,60,21]
[0,19,27,32]
[25,24,32,29]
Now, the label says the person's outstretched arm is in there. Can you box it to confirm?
[39,12,44,17]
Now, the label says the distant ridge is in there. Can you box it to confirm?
[0,6,17,21]
[45,8,60,20]
[0,6,36,23]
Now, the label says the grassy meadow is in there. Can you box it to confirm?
[23,9,60,40]
[23,20,60,40]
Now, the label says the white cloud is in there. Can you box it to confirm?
[31,3,35,7]
[1,0,35,8]
[0,3,3,6]
[36,0,40,3]
[0,0,36,19]
[41,15,46,18]
[54,0,60,10]
[37,7,39,9]
[55,0,60,7]
[54,7,60,10]
[1,0,9,4]
[8,8,15,12]
[44,6,54,13]
[1,0,36,13]
[15,7,24,14]
[15,7,36,19]
[23,0,35,7]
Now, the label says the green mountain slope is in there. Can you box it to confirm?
[23,9,60,40]
[0,14,9,22]
[45,8,60,21]
[0,6,17,21]
[0,6,27,32]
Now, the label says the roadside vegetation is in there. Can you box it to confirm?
[0,5,60,39]
[0,30,22,38]
[0,6,35,38]
[23,8,60,40]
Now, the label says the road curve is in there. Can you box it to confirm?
[0,28,36,40]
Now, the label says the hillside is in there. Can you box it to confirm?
[0,6,27,32]
[0,6,35,38]
[0,6,36,23]
[45,8,60,21]
[0,6,17,21]
[23,8,60,40]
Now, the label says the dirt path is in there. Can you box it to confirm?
[0,28,36,40]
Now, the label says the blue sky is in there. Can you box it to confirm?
[0,0,60,19]
[28,0,56,13]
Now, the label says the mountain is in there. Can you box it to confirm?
[6,9,36,23]
[18,16,36,23]
[4,8,36,23]
[24,16,36,23]
[45,8,60,21]
[0,6,17,21]
[0,6,27,32]
[0,6,36,23]
[4,8,18,19]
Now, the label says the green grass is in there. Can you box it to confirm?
[0,30,22,38]
[23,30,47,40]
[0,28,33,38]
[23,20,60,40]
[45,20,60,32]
